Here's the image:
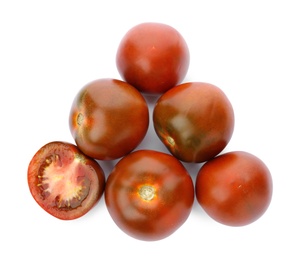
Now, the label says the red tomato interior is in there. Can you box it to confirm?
[28,142,105,220]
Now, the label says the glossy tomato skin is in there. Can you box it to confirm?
[69,78,149,160]
[195,151,273,226]
[116,22,190,94]
[153,82,234,163]
[105,150,194,241]
[27,141,105,220]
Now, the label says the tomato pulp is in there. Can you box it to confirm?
[27,141,105,220]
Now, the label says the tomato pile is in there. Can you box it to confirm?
[27,22,273,241]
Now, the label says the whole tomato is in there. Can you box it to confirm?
[27,141,105,220]
[153,82,235,163]
[69,78,149,160]
[105,150,194,241]
[116,22,190,94]
[195,151,273,226]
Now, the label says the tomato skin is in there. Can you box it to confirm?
[195,151,273,226]
[116,22,190,94]
[27,141,105,220]
[153,82,234,163]
[105,150,194,241]
[69,78,149,160]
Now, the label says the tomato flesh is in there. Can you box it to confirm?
[28,141,105,220]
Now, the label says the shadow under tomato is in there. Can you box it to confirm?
[97,159,120,179]
[181,161,207,217]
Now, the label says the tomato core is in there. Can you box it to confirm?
[77,113,84,126]
[167,136,175,146]
[138,185,156,201]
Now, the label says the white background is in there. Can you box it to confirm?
[1,0,299,259]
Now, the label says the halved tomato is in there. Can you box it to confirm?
[27,141,105,220]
